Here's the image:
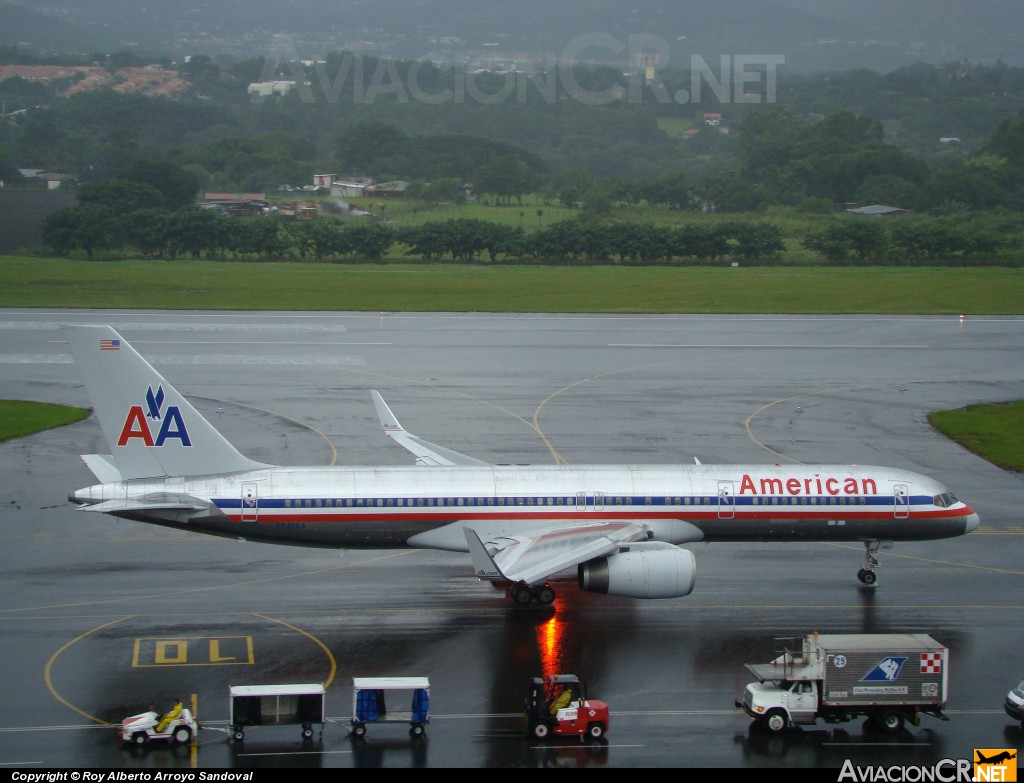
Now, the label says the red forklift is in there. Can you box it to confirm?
[524,674,610,740]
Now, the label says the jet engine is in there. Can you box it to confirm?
[577,542,696,599]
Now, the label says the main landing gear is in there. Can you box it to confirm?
[857,541,881,585]
[510,582,557,607]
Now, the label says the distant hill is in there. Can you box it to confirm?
[0,1,109,54]
[2,0,1023,72]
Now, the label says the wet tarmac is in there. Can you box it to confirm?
[1,310,1022,769]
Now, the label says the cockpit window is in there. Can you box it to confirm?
[932,492,959,508]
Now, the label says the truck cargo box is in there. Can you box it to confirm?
[746,633,947,707]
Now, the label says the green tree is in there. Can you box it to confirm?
[472,156,543,206]
[641,172,693,210]
[580,182,615,218]
[121,208,175,257]
[41,205,118,260]
[309,219,347,262]
[341,223,394,260]
[853,175,921,209]
[77,181,165,213]
[723,222,786,261]
[178,55,221,90]
[122,161,201,210]
[337,122,409,177]
[166,208,228,260]
[803,220,890,261]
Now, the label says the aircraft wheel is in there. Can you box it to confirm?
[860,569,877,585]
[532,722,550,740]
[536,585,556,605]
[512,585,534,606]
[172,726,191,744]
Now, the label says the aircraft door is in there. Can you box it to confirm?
[893,483,910,519]
[575,492,605,511]
[241,481,258,522]
[717,481,735,519]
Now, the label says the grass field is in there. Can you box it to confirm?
[3,394,1020,473]
[1,255,1021,469]
[0,400,89,442]
[928,401,1024,473]
[3,256,1023,314]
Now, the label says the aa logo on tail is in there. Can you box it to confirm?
[117,385,192,447]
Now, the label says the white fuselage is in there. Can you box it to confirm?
[72,462,979,550]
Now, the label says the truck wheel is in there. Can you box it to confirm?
[302,726,314,740]
[350,725,366,739]
[765,710,788,733]
[232,729,245,742]
[587,723,604,739]
[532,722,550,740]
[410,724,425,738]
[132,732,148,746]
[876,709,904,733]
[172,726,191,744]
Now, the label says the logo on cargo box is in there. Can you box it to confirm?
[861,656,908,682]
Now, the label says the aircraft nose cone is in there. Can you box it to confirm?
[964,511,980,533]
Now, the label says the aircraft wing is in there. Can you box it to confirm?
[371,390,488,466]
[464,521,652,585]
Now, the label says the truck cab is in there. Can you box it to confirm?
[738,679,817,732]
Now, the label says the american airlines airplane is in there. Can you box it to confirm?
[62,325,980,607]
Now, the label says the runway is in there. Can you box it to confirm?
[1,309,1022,769]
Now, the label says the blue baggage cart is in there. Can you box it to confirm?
[350,677,430,738]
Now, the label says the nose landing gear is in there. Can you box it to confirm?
[857,541,881,585]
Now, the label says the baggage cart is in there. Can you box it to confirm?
[350,677,430,738]
[228,683,326,742]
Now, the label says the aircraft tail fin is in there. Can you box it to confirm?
[62,325,266,480]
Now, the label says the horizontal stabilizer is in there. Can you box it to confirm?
[82,454,122,483]
[371,390,488,466]
[77,498,208,514]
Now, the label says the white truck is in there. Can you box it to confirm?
[735,633,949,734]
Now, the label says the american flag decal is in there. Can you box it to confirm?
[920,652,943,673]
[100,339,120,351]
